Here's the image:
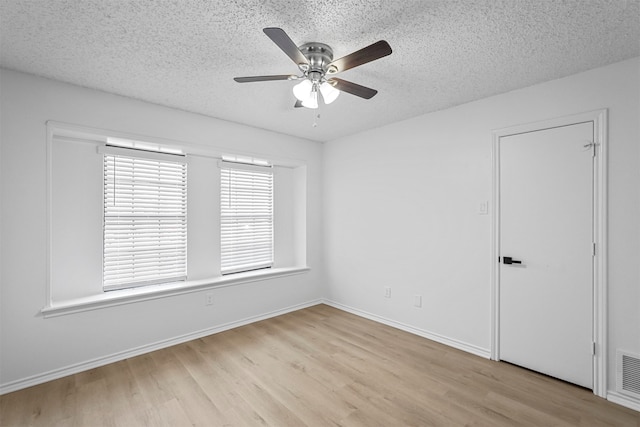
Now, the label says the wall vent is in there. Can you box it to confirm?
[617,350,640,398]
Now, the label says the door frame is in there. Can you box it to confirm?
[490,109,608,397]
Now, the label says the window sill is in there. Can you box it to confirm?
[41,266,310,318]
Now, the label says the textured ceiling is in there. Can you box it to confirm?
[1,1,639,142]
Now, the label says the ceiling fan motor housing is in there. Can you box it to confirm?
[298,43,335,79]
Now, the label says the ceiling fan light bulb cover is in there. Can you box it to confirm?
[293,79,313,102]
[320,82,340,104]
[302,90,318,109]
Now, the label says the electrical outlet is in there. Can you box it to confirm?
[205,293,214,306]
[414,295,422,308]
[384,287,391,298]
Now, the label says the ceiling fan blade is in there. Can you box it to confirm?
[294,100,303,108]
[328,78,378,99]
[263,27,309,66]
[327,40,392,73]
[234,75,296,83]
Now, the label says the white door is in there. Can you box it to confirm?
[499,122,594,389]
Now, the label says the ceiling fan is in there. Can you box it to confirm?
[234,28,392,109]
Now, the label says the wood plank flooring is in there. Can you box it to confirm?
[1,304,638,426]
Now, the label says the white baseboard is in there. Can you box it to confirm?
[0,299,323,395]
[608,391,640,412]
[323,299,491,359]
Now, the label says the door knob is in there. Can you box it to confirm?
[502,256,522,265]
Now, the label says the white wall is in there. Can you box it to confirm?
[323,58,640,393]
[0,69,324,390]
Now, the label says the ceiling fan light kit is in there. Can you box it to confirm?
[293,79,339,109]
[234,28,392,109]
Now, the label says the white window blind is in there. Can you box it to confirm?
[220,161,273,274]
[103,151,187,290]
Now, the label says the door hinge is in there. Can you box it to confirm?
[592,342,596,356]
[593,242,597,257]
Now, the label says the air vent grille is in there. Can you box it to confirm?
[617,350,640,397]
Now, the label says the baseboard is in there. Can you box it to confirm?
[0,299,323,395]
[608,391,640,412]
[323,299,491,359]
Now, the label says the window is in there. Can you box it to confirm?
[103,149,187,290]
[45,121,308,316]
[220,161,273,274]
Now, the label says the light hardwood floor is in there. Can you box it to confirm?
[1,304,639,426]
